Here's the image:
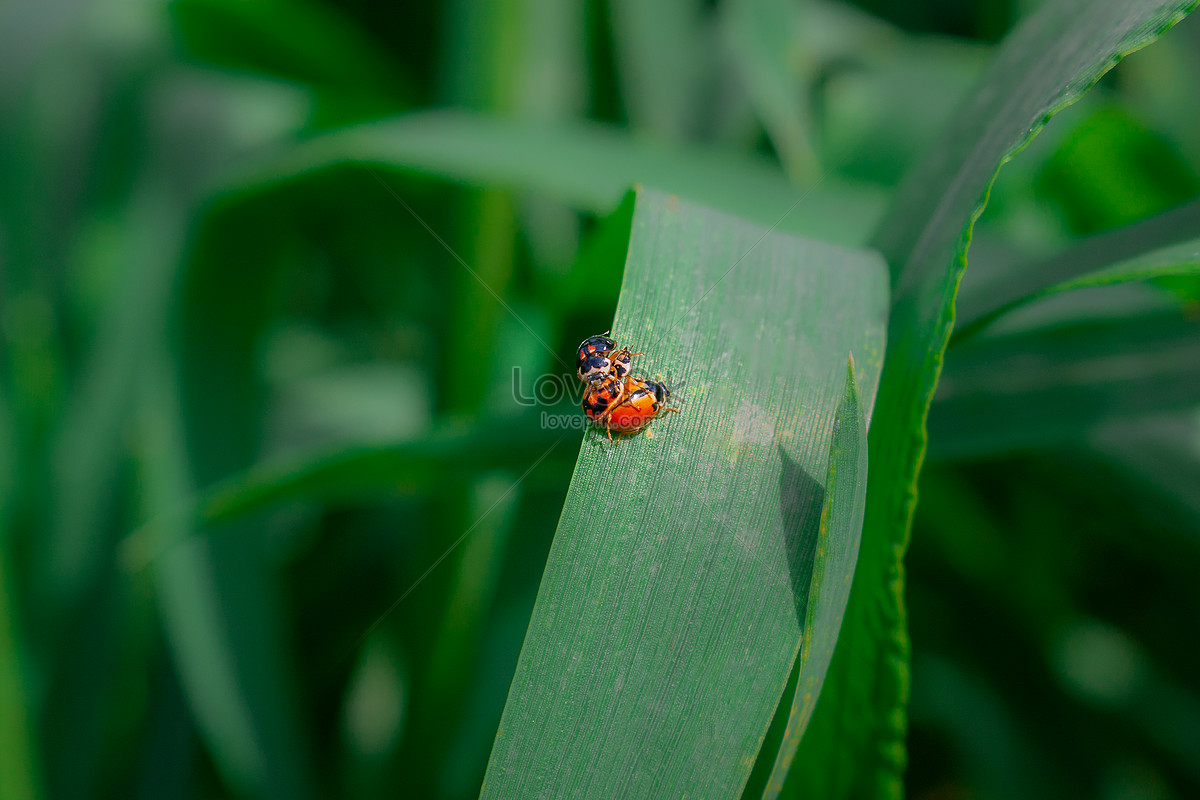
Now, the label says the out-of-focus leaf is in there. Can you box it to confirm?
[957,197,1200,333]
[140,361,314,799]
[480,188,887,799]
[43,187,182,615]
[607,0,707,140]
[761,360,868,798]
[929,311,1200,459]
[1038,105,1200,236]
[227,109,886,247]
[1089,415,1200,531]
[120,419,569,571]
[170,0,408,102]
[160,202,316,798]
[819,21,990,187]
[790,2,1200,798]
[0,546,40,800]
[723,0,818,181]
[955,213,1200,341]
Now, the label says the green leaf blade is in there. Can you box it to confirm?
[930,310,1200,459]
[225,110,887,247]
[762,358,868,799]
[792,1,1200,797]
[480,188,887,799]
[955,198,1200,341]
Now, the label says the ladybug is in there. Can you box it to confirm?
[595,378,681,442]
[581,375,628,423]
[576,333,616,365]
[576,333,641,384]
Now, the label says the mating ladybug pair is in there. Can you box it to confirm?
[576,333,680,441]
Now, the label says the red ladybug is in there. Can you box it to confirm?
[581,375,627,425]
[585,377,680,442]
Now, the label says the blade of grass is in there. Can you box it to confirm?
[929,311,1200,459]
[0,545,41,800]
[165,203,316,797]
[1090,416,1200,531]
[723,0,819,182]
[789,2,1200,797]
[139,367,313,799]
[43,185,183,617]
[227,109,886,247]
[0,336,38,800]
[170,0,409,101]
[119,418,570,571]
[761,358,867,799]
[955,198,1200,341]
[608,0,706,140]
[480,187,887,799]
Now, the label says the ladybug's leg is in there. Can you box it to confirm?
[598,381,631,420]
[663,407,681,414]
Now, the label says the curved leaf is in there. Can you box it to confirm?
[955,197,1200,340]
[930,311,1200,459]
[480,188,887,799]
[120,419,570,571]
[762,358,868,798]
[170,0,409,100]
[225,109,886,247]
[791,1,1200,797]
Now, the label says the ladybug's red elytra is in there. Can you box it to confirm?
[603,378,679,441]
[581,375,627,424]
[582,375,680,442]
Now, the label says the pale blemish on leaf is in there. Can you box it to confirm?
[730,400,776,447]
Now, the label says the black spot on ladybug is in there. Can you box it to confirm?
[650,381,670,406]
[578,354,611,382]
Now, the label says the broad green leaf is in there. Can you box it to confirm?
[480,188,887,799]
[761,359,868,799]
[955,197,1200,340]
[791,2,1200,798]
[929,311,1200,459]
[226,109,886,247]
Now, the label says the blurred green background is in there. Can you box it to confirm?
[2,0,1200,798]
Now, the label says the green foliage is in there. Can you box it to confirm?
[3,0,1200,798]
[792,4,1200,798]
[761,360,869,799]
[480,189,885,798]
